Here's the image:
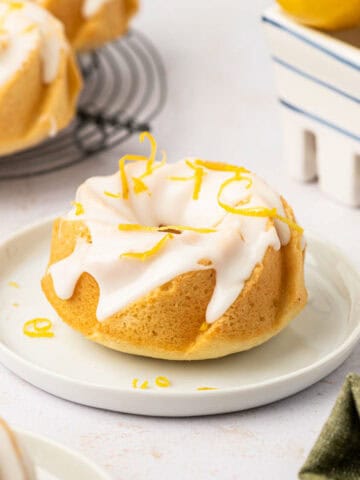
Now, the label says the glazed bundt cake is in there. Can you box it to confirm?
[0,0,82,156]
[42,133,307,360]
[34,0,139,50]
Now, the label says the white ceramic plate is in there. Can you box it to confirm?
[0,218,359,417]
[16,428,110,480]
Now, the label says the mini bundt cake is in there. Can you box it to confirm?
[42,133,307,361]
[0,417,37,480]
[34,0,139,51]
[0,0,82,156]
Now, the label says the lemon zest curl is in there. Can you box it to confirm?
[120,233,173,261]
[119,132,167,199]
[168,159,205,200]
[71,201,84,216]
[217,173,304,233]
[119,154,148,200]
[132,177,149,195]
[155,376,171,388]
[23,318,54,338]
[104,191,122,199]
[132,378,138,388]
[194,159,249,175]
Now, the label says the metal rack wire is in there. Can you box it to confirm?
[0,29,167,179]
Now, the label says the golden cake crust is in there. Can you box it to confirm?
[0,41,82,156]
[41,200,307,360]
[39,0,139,51]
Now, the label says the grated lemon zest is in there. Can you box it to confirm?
[169,160,205,200]
[219,171,253,193]
[217,175,303,232]
[160,225,216,234]
[104,191,121,199]
[120,233,173,261]
[185,159,197,171]
[8,281,19,288]
[275,214,304,234]
[119,224,158,232]
[141,150,167,179]
[119,133,167,198]
[217,174,253,212]
[132,177,149,194]
[218,202,277,218]
[132,150,167,194]
[194,159,250,174]
[23,318,54,338]
[71,201,84,216]
[140,380,149,389]
[139,131,157,174]
[199,321,209,332]
[119,154,148,200]
[155,376,171,388]
[132,378,139,389]
[197,387,218,391]
[118,224,216,234]
[193,167,204,200]
[186,160,205,200]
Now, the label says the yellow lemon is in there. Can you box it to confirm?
[277,0,360,31]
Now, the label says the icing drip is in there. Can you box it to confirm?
[0,1,66,86]
[0,420,37,480]
[49,157,301,324]
[82,0,112,18]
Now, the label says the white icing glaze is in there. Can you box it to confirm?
[0,420,37,480]
[82,0,112,18]
[49,158,301,324]
[0,1,66,86]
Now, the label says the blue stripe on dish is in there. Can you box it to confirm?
[262,16,360,71]
[273,56,360,104]
[279,98,360,142]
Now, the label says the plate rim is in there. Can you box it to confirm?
[0,216,359,403]
[15,427,111,480]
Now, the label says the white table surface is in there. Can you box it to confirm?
[0,1,360,479]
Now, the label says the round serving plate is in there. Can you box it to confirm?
[0,218,359,417]
[16,428,110,480]
[0,30,166,179]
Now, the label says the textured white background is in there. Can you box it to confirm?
[1,1,360,479]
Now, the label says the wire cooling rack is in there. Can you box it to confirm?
[0,30,167,179]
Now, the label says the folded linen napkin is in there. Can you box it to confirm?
[299,373,360,480]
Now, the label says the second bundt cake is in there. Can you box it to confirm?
[34,0,139,51]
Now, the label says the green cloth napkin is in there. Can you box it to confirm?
[299,373,360,480]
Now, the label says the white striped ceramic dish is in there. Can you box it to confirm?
[263,6,360,207]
